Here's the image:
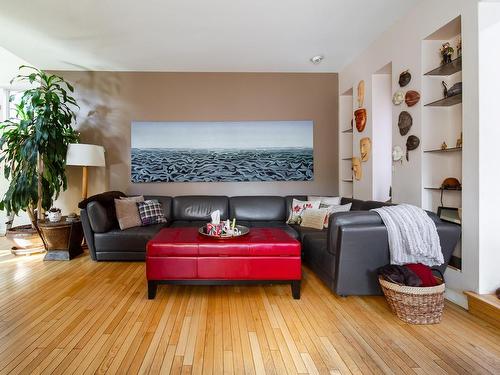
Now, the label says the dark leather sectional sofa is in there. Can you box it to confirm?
[81,194,461,296]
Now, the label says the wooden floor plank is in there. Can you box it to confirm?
[0,246,498,375]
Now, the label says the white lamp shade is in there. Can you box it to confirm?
[66,143,105,167]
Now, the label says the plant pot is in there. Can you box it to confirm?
[48,211,62,222]
[5,225,45,255]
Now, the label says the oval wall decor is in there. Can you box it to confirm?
[399,70,411,87]
[354,108,367,132]
[405,90,420,107]
[398,111,413,136]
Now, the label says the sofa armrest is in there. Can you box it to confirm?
[327,211,382,255]
[87,201,113,233]
[334,224,389,296]
[433,221,461,274]
[80,208,97,261]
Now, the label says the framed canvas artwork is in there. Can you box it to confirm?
[131,121,314,183]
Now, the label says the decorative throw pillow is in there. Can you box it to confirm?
[300,208,329,230]
[114,196,144,230]
[137,200,167,226]
[287,199,321,224]
[322,203,352,228]
[308,196,342,206]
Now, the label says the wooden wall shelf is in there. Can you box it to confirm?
[424,187,462,191]
[424,56,462,76]
[424,147,462,153]
[425,93,462,107]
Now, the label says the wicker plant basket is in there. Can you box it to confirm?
[379,274,445,325]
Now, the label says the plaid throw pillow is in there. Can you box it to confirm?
[137,200,167,226]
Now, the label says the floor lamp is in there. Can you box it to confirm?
[66,144,106,200]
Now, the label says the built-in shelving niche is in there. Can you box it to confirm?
[422,15,463,270]
[339,87,354,198]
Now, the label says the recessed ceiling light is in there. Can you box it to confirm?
[310,55,324,64]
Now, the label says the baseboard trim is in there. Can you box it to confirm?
[464,291,500,328]
[445,287,468,309]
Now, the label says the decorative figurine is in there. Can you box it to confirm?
[357,80,365,108]
[406,135,420,161]
[352,157,362,181]
[456,132,463,148]
[360,137,371,162]
[405,90,420,107]
[440,42,454,65]
[392,146,404,164]
[392,91,404,105]
[399,70,411,87]
[398,111,413,136]
[354,108,367,132]
[441,142,448,150]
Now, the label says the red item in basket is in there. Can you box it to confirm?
[404,263,438,287]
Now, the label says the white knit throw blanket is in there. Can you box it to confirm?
[372,204,444,266]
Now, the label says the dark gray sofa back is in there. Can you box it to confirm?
[172,195,229,221]
[229,196,286,221]
[340,197,365,211]
[145,195,173,220]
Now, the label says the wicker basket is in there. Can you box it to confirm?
[379,276,445,325]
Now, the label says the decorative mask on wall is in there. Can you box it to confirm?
[357,80,365,108]
[399,69,411,87]
[352,157,362,181]
[406,135,420,161]
[392,145,404,163]
[398,111,413,136]
[405,90,420,107]
[354,108,367,132]
[360,137,371,162]
[392,91,404,105]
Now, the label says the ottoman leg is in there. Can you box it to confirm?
[291,280,301,299]
[148,281,158,299]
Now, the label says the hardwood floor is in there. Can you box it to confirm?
[0,241,498,374]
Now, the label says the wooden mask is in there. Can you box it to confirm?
[354,108,367,132]
[352,157,362,181]
[360,137,371,162]
[357,80,365,108]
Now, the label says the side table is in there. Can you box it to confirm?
[38,216,84,261]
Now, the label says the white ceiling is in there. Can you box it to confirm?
[0,0,420,72]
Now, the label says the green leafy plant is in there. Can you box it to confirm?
[0,66,79,227]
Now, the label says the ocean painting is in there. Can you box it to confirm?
[131,121,313,183]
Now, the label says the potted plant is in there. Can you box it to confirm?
[0,66,79,254]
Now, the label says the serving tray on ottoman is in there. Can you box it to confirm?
[146,227,302,299]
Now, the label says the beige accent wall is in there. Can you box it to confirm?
[52,71,338,210]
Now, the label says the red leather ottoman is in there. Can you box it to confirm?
[146,227,301,299]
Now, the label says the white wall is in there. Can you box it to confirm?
[340,0,480,308]
[478,1,500,294]
[372,73,392,202]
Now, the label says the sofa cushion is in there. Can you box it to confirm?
[94,223,167,252]
[248,221,299,240]
[340,197,365,211]
[173,196,228,221]
[87,201,115,233]
[144,195,173,219]
[229,196,286,221]
[80,191,126,229]
[290,224,326,242]
[285,195,308,219]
